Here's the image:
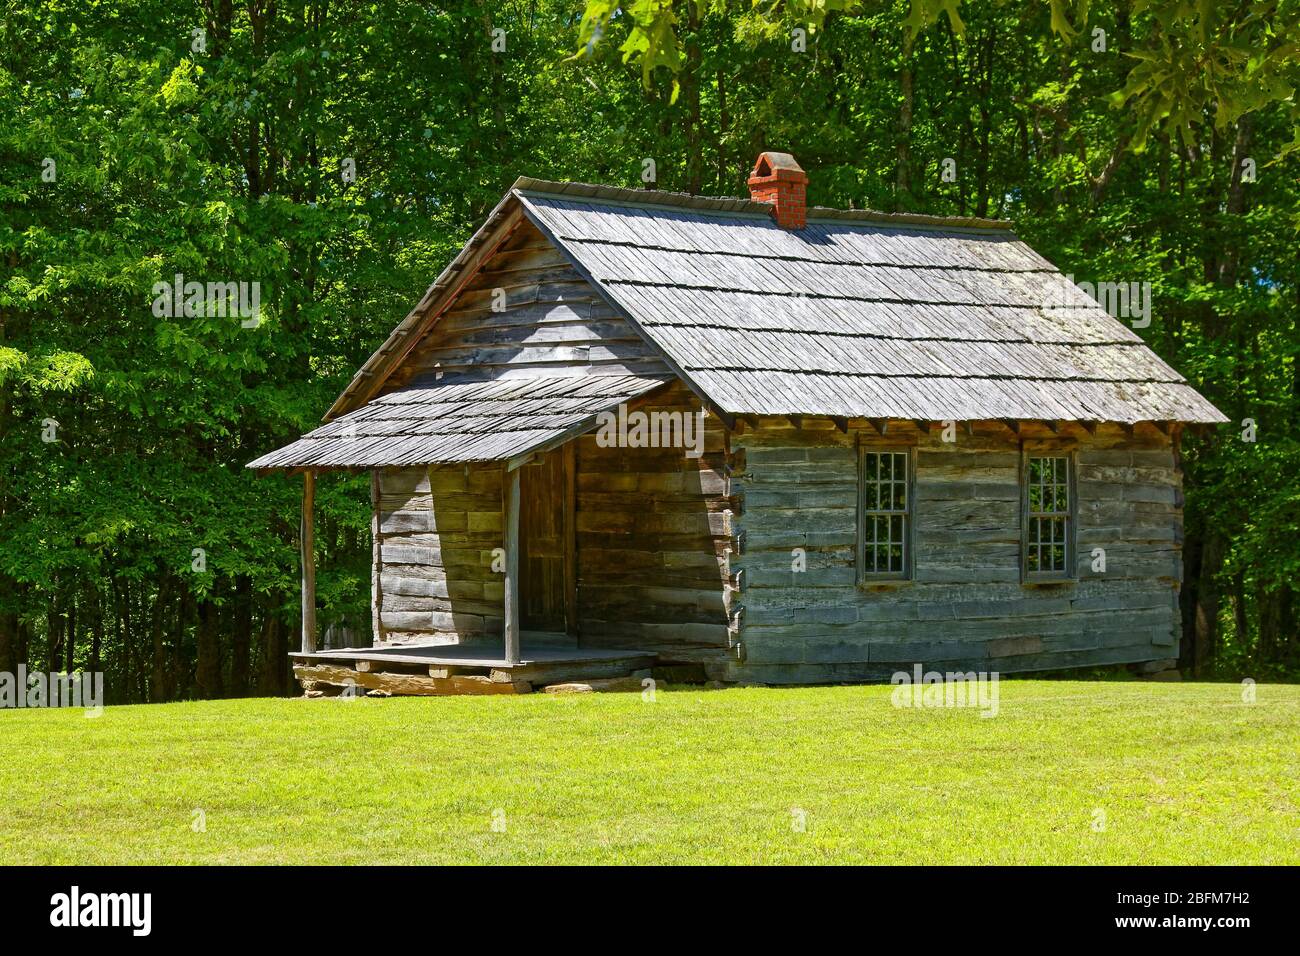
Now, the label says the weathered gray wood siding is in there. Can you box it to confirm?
[373,463,504,645]
[386,221,668,389]
[367,220,676,648]
[573,381,737,663]
[369,383,740,657]
[728,419,1182,683]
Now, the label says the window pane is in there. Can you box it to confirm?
[861,451,910,578]
[1025,458,1072,576]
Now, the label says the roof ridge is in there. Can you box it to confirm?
[512,177,1014,232]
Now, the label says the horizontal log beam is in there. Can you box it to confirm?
[294,663,529,696]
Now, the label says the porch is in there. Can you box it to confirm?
[290,641,659,696]
[249,374,736,695]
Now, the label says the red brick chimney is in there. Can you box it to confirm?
[748,151,808,230]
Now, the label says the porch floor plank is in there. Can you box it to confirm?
[289,643,655,670]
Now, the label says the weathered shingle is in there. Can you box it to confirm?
[517,188,1226,424]
[247,374,671,470]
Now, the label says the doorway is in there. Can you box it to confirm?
[518,444,576,634]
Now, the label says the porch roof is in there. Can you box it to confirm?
[246,373,671,471]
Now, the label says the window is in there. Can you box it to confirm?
[1024,454,1074,579]
[857,448,912,582]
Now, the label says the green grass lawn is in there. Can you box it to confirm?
[1,680,1296,864]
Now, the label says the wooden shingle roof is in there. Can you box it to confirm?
[247,374,671,471]
[252,175,1225,471]
[515,181,1226,425]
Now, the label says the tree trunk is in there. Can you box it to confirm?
[64,593,77,673]
[16,617,29,671]
[1179,521,1201,668]
[149,575,172,703]
[0,607,14,677]
[716,65,729,189]
[196,598,222,699]
[175,583,194,697]
[895,30,915,211]
[973,24,995,217]
[1255,584,1295,667]
[258,612,286,696]
[230,576,252,697]
[1192,533,1227,676]
[45,591,61,674]
[110,577,123,700]
[1218,116,1253,284]
[681,5,703,195]
[0,573,18,676]
[1231,570,1250,657]
[89,587,103,679]
[113,577,136,703]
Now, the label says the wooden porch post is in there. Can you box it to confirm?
[562,441,578,636]
[503,465,521,665]
[370,470,382,645]
[301,470,317,654]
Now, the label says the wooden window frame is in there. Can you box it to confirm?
[1020,447,1078,583]
[856,441,916,585]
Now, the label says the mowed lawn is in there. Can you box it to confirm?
[1,680,1296,865]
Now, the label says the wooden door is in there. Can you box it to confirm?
[518,446,574,633]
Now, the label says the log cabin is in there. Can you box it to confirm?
[248,152,1227,693]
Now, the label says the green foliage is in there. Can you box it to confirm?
[580,1,1300,153]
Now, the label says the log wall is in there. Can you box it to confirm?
[369,383,738,660]
[727,418,1184,683]
[386,220,668,388]
[373,463,505,645]
[573,381,737,663]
